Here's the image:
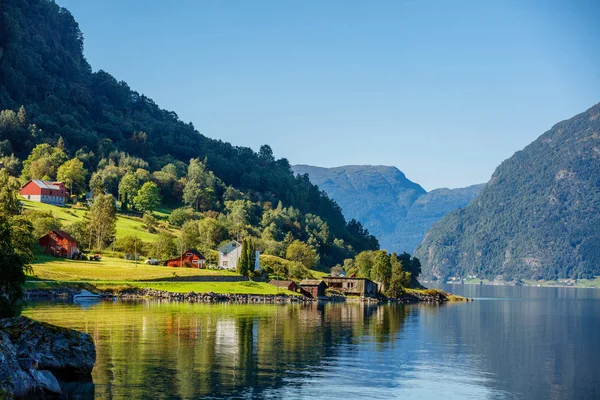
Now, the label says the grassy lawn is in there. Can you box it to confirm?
[21,197,172,242]
[24,279,298,296]
[30,255,238,281]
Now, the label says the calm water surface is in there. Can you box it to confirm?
[21,284,600,399]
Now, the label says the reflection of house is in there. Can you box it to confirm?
[322,277,378,297]
[39,230,79,258]
[166,249,206,268]
[20,180,68,205]
[218,240,242,270]
[269,280,297,292]
[300,279,326,298]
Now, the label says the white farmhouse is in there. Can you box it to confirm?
[218,240,242,270]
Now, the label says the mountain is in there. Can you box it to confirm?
[414,103,600,281]
[0,0,379,263]
[292,164,483,253]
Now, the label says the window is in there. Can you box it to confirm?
[186,253,192,256]
[192,260,199,264]
[223,261,229,267]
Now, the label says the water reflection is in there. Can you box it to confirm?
[21,288,600,400]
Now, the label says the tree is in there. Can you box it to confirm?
[183,180,215,211]
[133,181,161,212]
[21,143,67,181]
[0,173,35,316]
[142,212,157,233]
[285,240,319,269]
[153,230,177,260]
[398,252,422,287]
[86,194,117,250]
[371,250,392,290]
[387,253,411,298]
[57,158,88,196]
[0,170,22,216]
[237,237,256,276]
[0,215,35,317]
[354,251,376,279]
[118,173,139,210]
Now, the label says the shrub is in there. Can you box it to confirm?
[168,207,201,227]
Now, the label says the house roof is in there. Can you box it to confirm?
[55,230,77,244]
[29,180,64,190]
[269,280,296,288]
[300,279,324,286]
[165,249,206,263]
[183,249,206,259]
[218,240,242,254]
[323,276,373,282]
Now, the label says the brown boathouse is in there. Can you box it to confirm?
[299,279,326,298]
[322,277,378,297]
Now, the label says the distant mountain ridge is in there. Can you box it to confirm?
[414,102,600,280]
[292,164,483,253]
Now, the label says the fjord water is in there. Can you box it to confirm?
[22,285,600,400]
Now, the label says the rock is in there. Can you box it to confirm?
[0,316,96,376]
[0,317,96,398]
[31,370,62,395]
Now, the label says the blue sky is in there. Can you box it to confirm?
[57,0,600,190]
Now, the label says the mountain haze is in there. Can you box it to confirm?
[293,164,483,253]
[415,102,600,281]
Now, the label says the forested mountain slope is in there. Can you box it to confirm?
[0,0,379,265]
[414,103,600,280]
[293,164,483,252]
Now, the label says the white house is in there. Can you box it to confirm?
[218,240,242,270]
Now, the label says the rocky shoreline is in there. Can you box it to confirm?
[0,316,96,399]
[24,287,467,304]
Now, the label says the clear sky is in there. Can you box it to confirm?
[57,0,599,190]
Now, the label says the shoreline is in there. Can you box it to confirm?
[24,287,470,305]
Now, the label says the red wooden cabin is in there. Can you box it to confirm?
[166,249,206,268]
[39,230,80,259]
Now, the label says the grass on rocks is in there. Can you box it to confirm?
[24,280,299,296]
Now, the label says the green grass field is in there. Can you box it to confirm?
[30,255,236,281]
[27,255,299,295]
[21,197,167,242]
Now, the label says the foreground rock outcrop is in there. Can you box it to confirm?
[0,316,95,398]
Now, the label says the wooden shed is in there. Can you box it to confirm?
[322,277,378,297]
[299,279,327,299]
[39,230,79,259]
[166,249,206,268]
[269,280,297,292]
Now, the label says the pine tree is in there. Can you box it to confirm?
[237,238,249,276]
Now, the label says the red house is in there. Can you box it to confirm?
[20,180,68,206]
[39,230,80,259]
[166,249,206,268]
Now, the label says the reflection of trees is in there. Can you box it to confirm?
[22,300,411,398]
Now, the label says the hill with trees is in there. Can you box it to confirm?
[0,0,379,271]
[414,102,600,281]
[292,164,483,253]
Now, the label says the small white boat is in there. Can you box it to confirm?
[73,290,102,301]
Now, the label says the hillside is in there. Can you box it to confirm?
[0,0,379,267]
[414,102,600,281]
[293,164,483,253]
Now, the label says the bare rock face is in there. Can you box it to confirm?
[0,316,96,398]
